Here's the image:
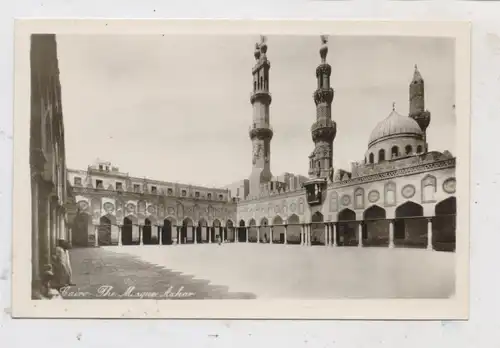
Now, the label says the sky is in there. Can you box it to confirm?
[56,34,455,188]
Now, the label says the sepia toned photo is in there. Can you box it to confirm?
[12,20,471,319]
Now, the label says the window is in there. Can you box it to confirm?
[405,145,412,155]
[195,191,200,198]
[219,194,224,200]
[167,188,173,195]
[134,184,140,192]
[378,149,386,162]
[369,153,374,164]
[232,197,237,202]
[391,146,399,158]
[417,145,423,153]
[151,186,157,194]
[181,190,187,197]
[74,177,82,186]
[96,180,103,189]
[207,193,212,200]
[116,182,123,191]
[106,166,109,172]
[99,165,103,171]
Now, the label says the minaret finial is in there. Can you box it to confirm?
[259,35,268,55]
[320,35,329,63]
[392,102,396,111]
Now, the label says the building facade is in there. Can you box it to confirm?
[64,36,456,252]
[30,34,73,297]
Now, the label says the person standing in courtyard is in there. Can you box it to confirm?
[52,239,74,290]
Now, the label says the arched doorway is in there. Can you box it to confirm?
[395,201,426,248]
[143,218,154,245]
[123,215,139,245]
[260,218,270,243]
[247,219,257,242]
[272,216,285,244]
[363,205,388,247]
[226,220,235,242]
[433,197,456,252]
[99,215,117,246]
[213,219,222,243]
[162,218,175,245]
[73,213,92,247]
[337,209,357,246]
[310,212,324,245]
[182,218,193,244]
[197,218,207,243]
[238,220,246,242]
[287,214,301,244]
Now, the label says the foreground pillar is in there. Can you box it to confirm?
[427,218,433,250]
[270,226,273,244]
[94,225,98,247]
[332,223,337,246]
[194,227,198,244]
[118,226,122,246]
[257,226,261,243]
[324,223,328,246]
[177,226,181,244]
[246,227,249,243]
[358,222,363,248]
[139,225,143,245]
[284,224,288,245]
[389,220,394,249]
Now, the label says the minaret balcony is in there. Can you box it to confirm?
[313,88,334,105]
[311,119,337,142]
[250,91,272,105]
[249,124,274,140]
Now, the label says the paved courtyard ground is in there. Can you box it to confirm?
[67,244,455,299]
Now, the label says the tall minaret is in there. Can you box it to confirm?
[248,36,273,196]
[409,64,431,151]
[309,36,337,180]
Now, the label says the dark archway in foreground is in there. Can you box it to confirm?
[337,209,357,246]
[433,197,456,252]
[395,201,426,248]
[363,205,388,247]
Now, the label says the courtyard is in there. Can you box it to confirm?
[66,244,455,299]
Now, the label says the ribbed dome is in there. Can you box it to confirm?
[368,109,423,145]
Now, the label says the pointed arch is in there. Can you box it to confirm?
[394,201,426,247]
[286,214,301,244]
[337,208,357,246]
[123,214,139,245]
[363,205,388,246]
[73,212,92,247]
[162,218,175,245]
[378,148,386,162]
[310,211,324,245]
[433,197,456,251]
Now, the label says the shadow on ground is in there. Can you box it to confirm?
[62,247,256,300]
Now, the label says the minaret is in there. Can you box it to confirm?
[409,64,431,151]
[248,36,273,197]
[309,35,337,180]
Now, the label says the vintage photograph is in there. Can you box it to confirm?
[13,20,470,319]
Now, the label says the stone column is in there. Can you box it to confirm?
[118,226,122,246]
[389,220,394,249]
[158,226,162,245]
[332,223,337,247]
[45,198,52,263]
[284,224,288,245]
[306,224,310,246]
[31,178,40,288]
[208,227,212,243]
[427,218,433,250]
[257,226,261,243]
[246,227,249,243]
[68,227,72,247]
[59,214,66,240]
[324,223,328,246]
[301,224,305,245]
[177,226,181,244]
[194,227,198,244]
[139,225,143,245]
[358,222,363,248]
[270,226,273,244]
[94,225,99,247]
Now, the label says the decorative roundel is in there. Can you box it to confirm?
[290,203,296,212]
[402,184,416,199]
[147,205,156,214]
[341,194,351,206]
[78,201,89,211]
[368,190,380,203]
[103,202,115,213]
[126,203,136,212]
[443,177,456,194]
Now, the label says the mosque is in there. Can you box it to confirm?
[31,33,457,286]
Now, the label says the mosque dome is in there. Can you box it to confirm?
[368,108,424,146]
